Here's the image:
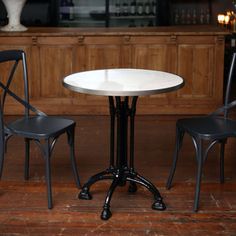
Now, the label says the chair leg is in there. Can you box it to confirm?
[219,140,226,184]
[67,127,81,188]
[0,137,4,179]
[194,139,203,212]
[166,126,184,189]
[24,138,30,180]
[0,109,4,179]
[45,140,53,209]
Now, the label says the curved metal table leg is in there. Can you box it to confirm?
[127,172,166,211]
[101,177,120,220]
[79,169,114,200]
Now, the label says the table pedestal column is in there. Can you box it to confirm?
[79,96,166,220]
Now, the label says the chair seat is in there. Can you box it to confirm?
[177,116,236,139]
[7,116,75,139]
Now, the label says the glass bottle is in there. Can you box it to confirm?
[186,9,191,24]
[233,0,236,9]
[192,9,197,24]
[115,0,121,16]
[180,9,186,25]
[137,1,144,16]
[68,0,74,21]
[206,9,210,24]
[130,0,136,15]
[174,8,180,25]
[151,0,156,16]
[199,8,205,24]
[123,1,129,16]
[144,0,151,15]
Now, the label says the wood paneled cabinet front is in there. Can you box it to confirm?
[0,30,225,115]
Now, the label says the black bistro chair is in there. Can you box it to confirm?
[0,50,81,209]
[166,52,236,212]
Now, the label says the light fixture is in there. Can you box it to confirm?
[217,14,225,24]
[224,15,230,24]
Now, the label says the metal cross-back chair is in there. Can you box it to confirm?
[0,50,81,209]
[166,52,236,212]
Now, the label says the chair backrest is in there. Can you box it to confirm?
[0,50,30,117]
[224,52,236,115]
[0,50,46,136]
[212,52,236,118]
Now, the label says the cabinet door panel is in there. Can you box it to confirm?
[84,36,127,70]
[132,44,168,71]
[86,45,121,70]
[177,44,214,99]
[82,44,122,103]
[132,44,166,100]
[81,36,128,104]
[131,41,176,102]
[39,46,75,98]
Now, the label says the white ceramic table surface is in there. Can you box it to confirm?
[63,69,184,96]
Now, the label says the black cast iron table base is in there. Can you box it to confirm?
[79,96,166,220]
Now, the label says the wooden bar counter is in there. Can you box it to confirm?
[0,26,229,115]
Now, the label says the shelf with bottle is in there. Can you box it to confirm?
[169,0,212,25]
[58,0,161,27]
[59,0,107,27]
[171,7,211,25]
[108,0,158,26]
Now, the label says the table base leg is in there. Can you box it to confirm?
[79,167,166,220]
[79,96,165,220]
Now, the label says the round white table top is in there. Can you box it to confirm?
[63,69,184,96]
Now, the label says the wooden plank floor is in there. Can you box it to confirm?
[0,115,236,235]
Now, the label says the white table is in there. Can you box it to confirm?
[63,68,184,220]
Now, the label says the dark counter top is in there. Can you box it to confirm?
[0,25,230,37]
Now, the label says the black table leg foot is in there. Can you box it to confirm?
[152,198,166,211]
[126,172,166,211]
[101,205,112,220]
[128,182,137,193]
[78,170,114,200]
[78,187,92,200]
